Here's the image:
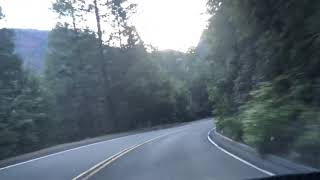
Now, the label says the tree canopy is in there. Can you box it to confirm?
[0,0,319,169]
[203,0,320,167]
[0,1,211,160]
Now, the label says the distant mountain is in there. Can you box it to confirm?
[14,29,49,73]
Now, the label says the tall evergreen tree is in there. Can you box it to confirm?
[0,29,22,157]
[52,0,79,31]
[0,28,48,158]
[106,0,140,48]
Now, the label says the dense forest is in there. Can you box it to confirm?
[0,1,211,160]
[203,0,320,168]
[0,0,320,169]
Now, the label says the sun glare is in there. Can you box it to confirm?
[133,0,209,52]
[0,0,209,51]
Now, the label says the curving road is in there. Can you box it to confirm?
[0,119,269,180]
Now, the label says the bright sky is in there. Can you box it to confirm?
[0,0,209,52]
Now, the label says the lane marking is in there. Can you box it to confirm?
[0,138,123,171]
[73,129,185,180]
[207,128,275,176]
[72,146,136,180]
[0,127,185,171]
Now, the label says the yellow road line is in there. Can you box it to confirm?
[73,129,185,180]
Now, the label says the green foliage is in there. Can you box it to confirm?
[106,0,140,48]
[293,110,320,167]
[0,0,213,161]
[52,0,77,17]
[42,25,207,144]
[208,84,232,116]
[0,29,23,157]
[12,71,48,152]
[204,0,320,167]
[52,0,80,30]
[216,116,243,141]
[241,83,302,154]
[0,29,48,158]
[45,26,105,139]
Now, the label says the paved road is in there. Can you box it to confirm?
[0,119,268,180]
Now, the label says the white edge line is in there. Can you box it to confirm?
[0,125,190,171]
[0,127,182,171]
[0,123,191,171]
[0,136,129,171]
[207,128,275,176]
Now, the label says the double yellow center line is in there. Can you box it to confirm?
[73,129,186,180]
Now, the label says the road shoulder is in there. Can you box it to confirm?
[208,128,318,175]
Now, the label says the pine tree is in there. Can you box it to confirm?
[0,29,22,157]
[52,0,80,31]
[0,28,48,158]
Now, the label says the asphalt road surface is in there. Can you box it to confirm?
[0,119,269,180]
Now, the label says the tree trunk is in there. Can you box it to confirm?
[70,6,77,31]
[93,0,117,130]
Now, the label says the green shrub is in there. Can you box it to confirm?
[216,116,243,141]
[293,110,320,167]
[214,81,320,168]
[242,102,301,154]
[241,83,302,154]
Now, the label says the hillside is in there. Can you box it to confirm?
[14,29,48,73]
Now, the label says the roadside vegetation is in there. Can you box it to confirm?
[204,0,320,168]
[0,0,319,169]
[0,1,211,160]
